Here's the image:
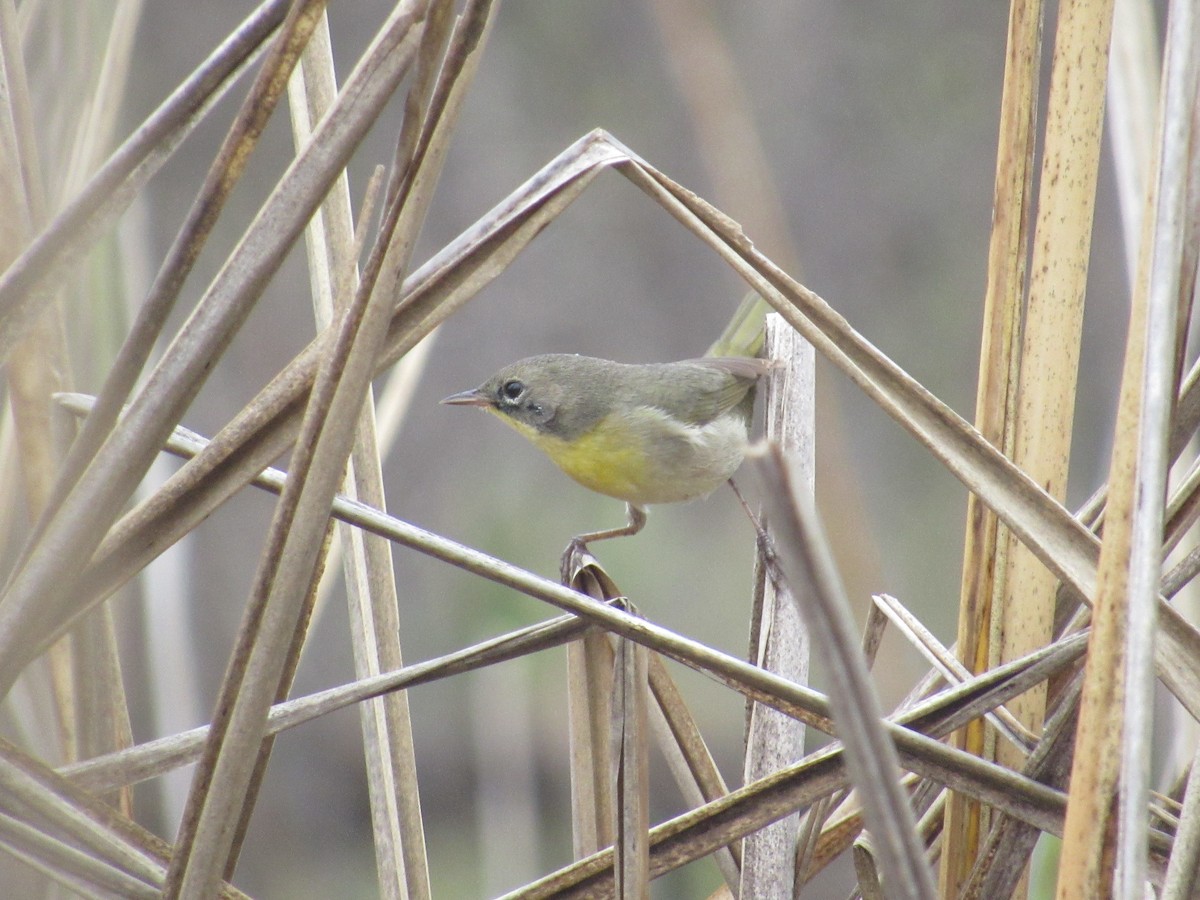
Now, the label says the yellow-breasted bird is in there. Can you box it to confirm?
[442,294,772,548]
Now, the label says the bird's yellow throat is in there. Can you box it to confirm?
[494,409,654,503]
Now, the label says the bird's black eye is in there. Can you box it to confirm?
[501,379,524,401]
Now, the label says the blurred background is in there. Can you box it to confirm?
[24,0,1133,896]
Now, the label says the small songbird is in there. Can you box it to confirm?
[442,294,771,548]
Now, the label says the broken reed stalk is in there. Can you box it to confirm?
[741,311,815,897]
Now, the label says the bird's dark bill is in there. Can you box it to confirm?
[440,388,492,407]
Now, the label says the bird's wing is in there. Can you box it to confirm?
[655,357,773,426]
[692,356,774,381]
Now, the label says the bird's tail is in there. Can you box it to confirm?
[705,291,772,359]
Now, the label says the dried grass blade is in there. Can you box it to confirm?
[993,11,1116,892]
[1171,357,1200,459]
[64,609,134,813]
[872,594,1035,754]
[303,168,388,624]
[748,443,936,898]
[369,331,437,457]
[499,747,850,899]
[30,0,327,539]
[296,6,494,887]
[943,0,1042,888]
[1059,0,1197,892]
[168,2,448,876]
[741,314,813,899]
[0,808,158,899]
[861,594,889,668]
[564,558,618,859]
[504,702,1073,899]
[803,803,867,886]
[213,16,494,880]
[290,24,376,326]
[0,1,43,231]
[60,134,618,643]
[0,0,139,822]
[0,754,164,891]
[371,0,479,285]
[860,731,1071,842]
[794,794,836,886]
[899,633,1088,744]
[0,3,425,694]
[289,11,431,897]
[961,673,1084,898]
[0,5,41,230]
[0,739,251,899]
[546,580,1082,894]
[0,0,75,777]
[645,655,740,890]
[382,0,456,210]
[58,0,147,206]
[612,635,650,897]
[852,834,886,900]
[1107,0,1161,287]
[1164,453,1200,554]
[4,0,302,557]
[167,68,423,895]
[621,140,1093,567]
[0,0,286,359]
[0,736,184,888]
[796,607,890,884]
[1161,743,1200,898]
[64,611,592,795]
[609,136,1200,721]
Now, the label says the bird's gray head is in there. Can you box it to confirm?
[441,354,618,439]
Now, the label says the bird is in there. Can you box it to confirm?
[442,294,771,551]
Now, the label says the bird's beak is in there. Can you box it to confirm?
[440,387,492,407]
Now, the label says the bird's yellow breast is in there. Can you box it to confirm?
[499,406,747,506]
[515,414,652,501]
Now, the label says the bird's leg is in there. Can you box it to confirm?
[566,503,647,555]
[561,504,647,582]
[727,478,786,592]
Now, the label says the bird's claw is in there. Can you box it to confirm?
[560,537,591,582]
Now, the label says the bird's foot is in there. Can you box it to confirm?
[560,537,593,583]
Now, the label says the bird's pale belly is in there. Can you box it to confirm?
[523,407,749,506]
